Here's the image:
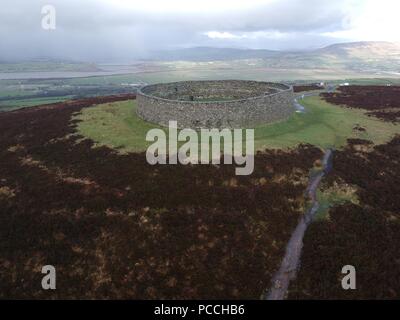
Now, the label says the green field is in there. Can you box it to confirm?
[62,70,400,86]
[1,61,400,114]
[72,96,400,153]
[0,96,73,112]
[254,96,400,149]
[0,62,99,73]
[314,184,360,220]
[73,100,163,152]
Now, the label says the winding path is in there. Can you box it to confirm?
[262,91,334,300]
[263,149,333,300]
[293,85,336,113]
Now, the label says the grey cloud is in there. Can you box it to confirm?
[0,0,362,61]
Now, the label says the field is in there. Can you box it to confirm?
[0,96,73,112]
[0,62,100,73]
[290,137,400,299]
[289,86,400,299]
[2,59,400,114]
[1,84,400,299]
[0,95,323,299]
[322,85,400,123]
[73,96,400,153]
[73,100,160,152]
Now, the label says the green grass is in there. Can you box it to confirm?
[72,96,400,153]
[315,184,359,220]
[0,89,30,98]
[254,96,400,150]
[0,62,98,73]
[0,96,73,112]
[73,100,162,152]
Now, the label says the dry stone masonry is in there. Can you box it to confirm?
[136,80,294,129]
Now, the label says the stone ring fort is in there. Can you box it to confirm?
[136,80,294,129]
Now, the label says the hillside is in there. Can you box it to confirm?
[150,41,400,73]
[316,41,400,58]
[311,41,400,71]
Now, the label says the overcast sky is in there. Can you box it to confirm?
[0,0,399,62]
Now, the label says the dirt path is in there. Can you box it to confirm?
[262,149,333,300]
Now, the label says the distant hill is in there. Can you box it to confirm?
[310,41,400,72]
[316,41,400,58]
[148,42,400,72]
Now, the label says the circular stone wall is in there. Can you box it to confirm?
[136,80,294,129]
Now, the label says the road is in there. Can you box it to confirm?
[293,85,336,113]
[262,147,333,300]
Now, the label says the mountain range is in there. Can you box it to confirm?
[147,41,400,72]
